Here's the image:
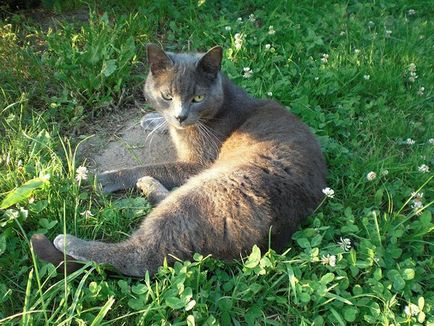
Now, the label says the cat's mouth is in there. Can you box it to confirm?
[167,117,198,130]
[171,122,197,130]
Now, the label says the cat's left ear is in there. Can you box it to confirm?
[197,46,223,78]
[146,43,173,75]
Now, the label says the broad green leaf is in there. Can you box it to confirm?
[343,306,358,322]
[296,237,310,248]
[299,292,311,303]
[418,311,426,323]
[0,175,50,210]
[128,297,145,310]
[101,59,117,77]
[418,297,425,309]
[392,275,405,291]
[132,284,147,295]
[0,233,6,256]
[187,315,195,326]
[311,234,322,247]
[118,280,130,294]
[244,245,261,268]
[402,268,415,280]
[217,297,233,311]
[245,306,262,325]
[320,272,335,285]
[185,300,196,311]
[166,297,184,309]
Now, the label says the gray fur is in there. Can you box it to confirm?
[53,44,327,277]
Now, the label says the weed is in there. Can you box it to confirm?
[0,0,433,324]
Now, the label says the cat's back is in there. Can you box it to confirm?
[219,100,326,178]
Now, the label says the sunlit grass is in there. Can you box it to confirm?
[0,0,433,324]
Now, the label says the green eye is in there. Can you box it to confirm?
[192,95,205,103]
[161,92,173,101]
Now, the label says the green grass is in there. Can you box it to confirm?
[0,0,433,324]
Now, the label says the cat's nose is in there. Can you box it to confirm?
[175,114,187,123]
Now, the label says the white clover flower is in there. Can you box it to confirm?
[39,173,51,182]
[411,192,423,201]
[243,67,253,78]
[80,210,94,218]
[409,63,417,72]
[411,199,424,215]
[237,17,242,22]
[408,71,418,83]
[418,164,429,173]
[234,33,244,50]
[225,26,231,31]
[354,48,360,54]
[29,197,35,204]
[75,166,88,182]
[404,303,420,317]
[321,254,336,267]
[429,138,434,145]
[408,9,416,16]
[339,31,346,36]
[321,53,329,63]
[249,14,256,22]
[322,187,335,198]
[381,169,389,176]
[264,43,271,50]
[314,77,319,81]
[385,30,392,37]
[367,171,377,181]
[417,86,425,96]
[338,237,352,251]
[368,21,375,28]
[363,74,370,80]
[411,200,423,210]
[405,138,416,145]
[268,25,276,35]
[267,91,273,97]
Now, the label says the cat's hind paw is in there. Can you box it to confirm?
[53,234,90,262]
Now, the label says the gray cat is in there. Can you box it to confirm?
[32,44,327,277]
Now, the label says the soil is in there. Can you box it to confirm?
[79,107,175,173]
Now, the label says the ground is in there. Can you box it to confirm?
[0,0,433,325]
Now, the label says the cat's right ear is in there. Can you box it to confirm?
[197,46,223,79]
[146,43,173,75]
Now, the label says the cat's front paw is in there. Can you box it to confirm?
[53,234,89,262]
[136,176,169,204]
[96,170,124,193]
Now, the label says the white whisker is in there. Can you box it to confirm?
[146,120,167,146]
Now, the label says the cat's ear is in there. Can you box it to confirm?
[146,43,173,75]
[197,46,223,78]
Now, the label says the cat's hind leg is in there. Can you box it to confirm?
[136,176,169,204]
[53,234,148,277]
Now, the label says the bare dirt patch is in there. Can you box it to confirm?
[79,107,175,173]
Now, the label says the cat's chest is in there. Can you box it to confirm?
[170,127,220,164]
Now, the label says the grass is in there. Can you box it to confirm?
[0,0,433,324]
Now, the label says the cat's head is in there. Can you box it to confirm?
[144,44,224,129]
